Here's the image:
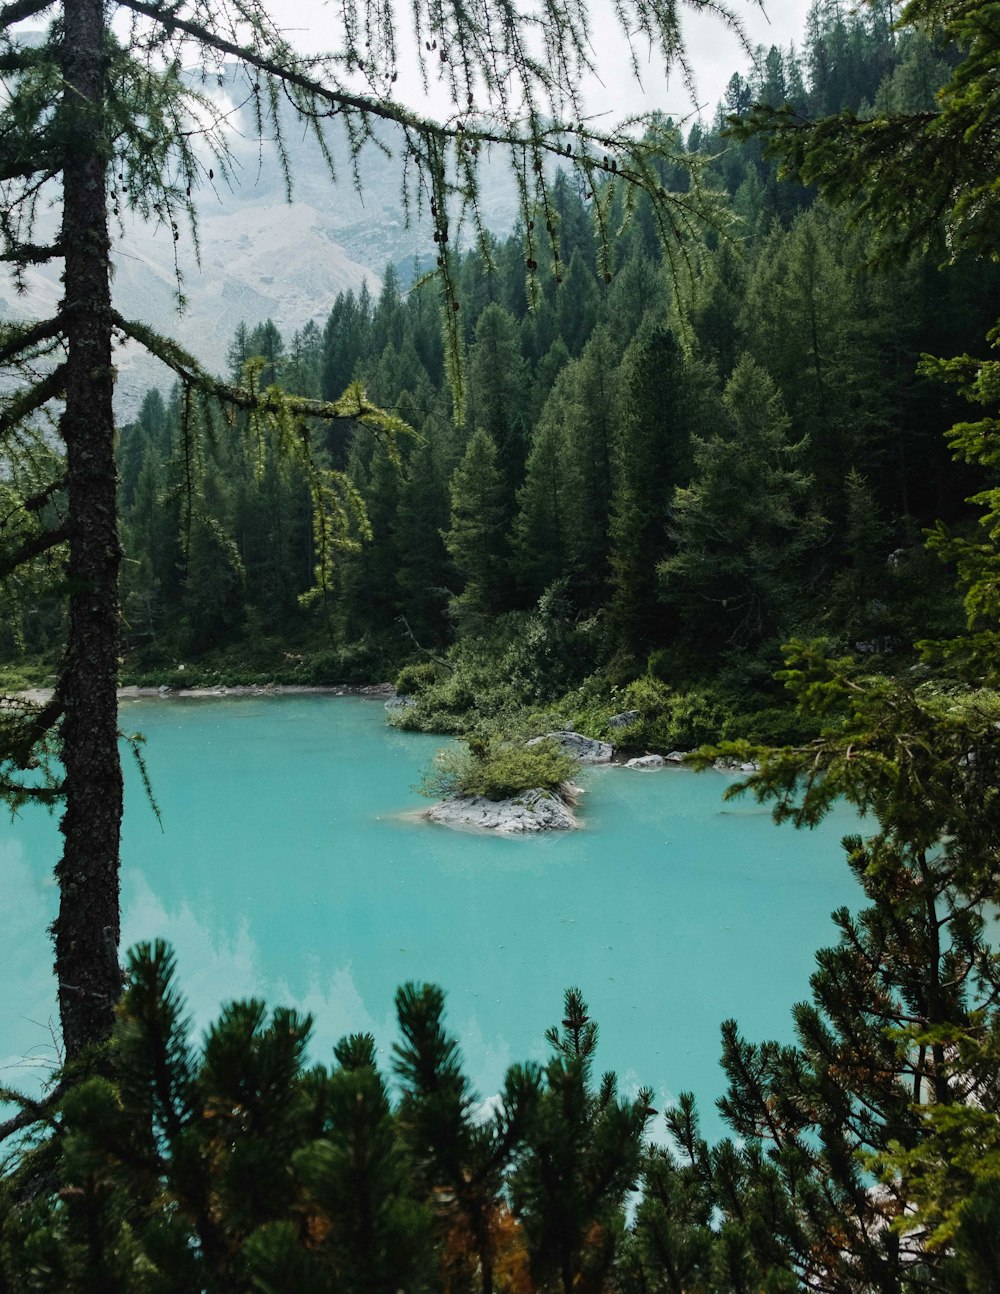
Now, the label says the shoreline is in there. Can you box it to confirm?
[6,687,742,773]
[12,682,397,706]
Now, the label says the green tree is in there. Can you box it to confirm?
[444,429,508,630]
[607,323,714,663]
[285,320,324,399]
[686,238,747,381]
[120,446,178,652]
[394,982,541,1294]
[512,406,568,601]
[0,942,435,1293]
[337,437,403,641]
[181,510,246,651]
[559,326,619,604]
[658,641,1000,1294]
[393,421,454,645]
[823,466,896,646]
[372,263,406,358]
[118,387,169,509]
[741,206,888,502]
[659,356,827,653]
[245,319,286,388]
[466,304,531,521]
[740,0,1000,264]
[510,989,655,1294]
[556,250,600,358]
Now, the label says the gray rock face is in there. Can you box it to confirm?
[527,731,613,764]
[384,695,416,711]
[624,754,665,769]
[607,710,639,729]
[427,789,577,833]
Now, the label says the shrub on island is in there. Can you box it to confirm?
[420,735,578,803]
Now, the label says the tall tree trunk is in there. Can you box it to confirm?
[54,0,123,1059]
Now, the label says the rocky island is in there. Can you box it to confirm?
[425,785,579,833]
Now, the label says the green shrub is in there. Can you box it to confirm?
[393,660,443,696]
[729,705,818,746]
[388,603,600,736]
[302,636,402,684]
[0,661,57,691]
[627,681,733,749]
[419,736,578,802]
[551,674,734,751]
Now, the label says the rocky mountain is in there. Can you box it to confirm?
[1,57,524,414]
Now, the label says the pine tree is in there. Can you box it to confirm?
[657,638,1000,1294]
[466,305,531,521]
[739,0,1000,264]
[823,467,895,646]
[120,449,177,652]
[393,424,453,644]
[659,356,827,653]
[285,320,324,399]
[372,263,406,357]
[512,405,568,601]
[337,438,403,641]
[559,326,619,605]
[0,942,438,1292]
[510,989,655,1294]
[715,13,1000,1279]
[556,251,600,358]
[245,319,286,387]
[444,429,508,630]
[118,388,169,509]
[687,239,747,381]
[607,323,714,664]
[394,981,541,1294]
[741,207,885,503]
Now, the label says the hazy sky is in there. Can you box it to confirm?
[265,0,809,126]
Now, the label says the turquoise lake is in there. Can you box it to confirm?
[2,696,859,1135]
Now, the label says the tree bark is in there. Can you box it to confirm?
[54,0,123,1059]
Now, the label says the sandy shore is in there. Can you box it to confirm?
[10,682,397,706]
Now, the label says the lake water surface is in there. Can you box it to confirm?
[3,695,858,1136]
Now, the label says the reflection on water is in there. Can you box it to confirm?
[2,697,859,1132]
[1,838,62,1084]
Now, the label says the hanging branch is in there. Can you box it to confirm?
[112,311,409,601]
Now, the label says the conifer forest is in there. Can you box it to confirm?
[2,0,1000,1288]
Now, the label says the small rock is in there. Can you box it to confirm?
[607,710,639,729]
[625,754,665,770]
[665,750,687,763]
[427,788,576,833]
[527,730,613,763]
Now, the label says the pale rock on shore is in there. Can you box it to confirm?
[526,730,613,764]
